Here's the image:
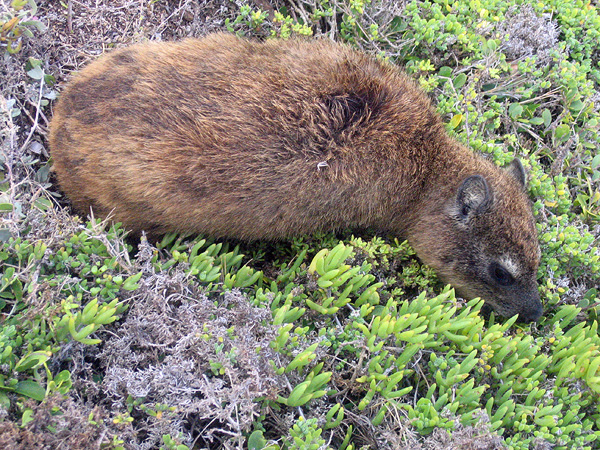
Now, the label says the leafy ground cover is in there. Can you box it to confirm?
[1,0,599,449]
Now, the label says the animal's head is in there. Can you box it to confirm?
[409,158,542,322]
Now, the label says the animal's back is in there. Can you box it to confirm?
[50,34,444,238]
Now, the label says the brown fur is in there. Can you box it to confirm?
[49,33,542,322]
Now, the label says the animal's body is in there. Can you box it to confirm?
[49,33,542,322]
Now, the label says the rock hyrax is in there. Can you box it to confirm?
[49,33,543,322]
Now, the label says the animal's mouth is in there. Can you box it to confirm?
[517,291,543,323]
[448,282,513,321]
[470,288,542,323]
[518,306,543,323]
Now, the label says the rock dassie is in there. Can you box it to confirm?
[49,33,543,322]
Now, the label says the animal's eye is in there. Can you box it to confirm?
[489,263,514,286]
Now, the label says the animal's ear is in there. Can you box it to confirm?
[506,158,526,187]
[456,175,492,221]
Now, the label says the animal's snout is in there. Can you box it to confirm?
[518,295,543,323]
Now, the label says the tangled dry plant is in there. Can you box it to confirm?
[497,4,559,62]
[98,240,282,449]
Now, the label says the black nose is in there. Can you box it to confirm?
[518,301,543,323]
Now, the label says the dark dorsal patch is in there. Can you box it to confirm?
[65,75,136,114]
[112,50,137,66]
[456,175,492,221]
[506,158,526,188]
[322,93,371,133]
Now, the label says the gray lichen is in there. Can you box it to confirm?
[99,262,281,448]
[497,5,559,62]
